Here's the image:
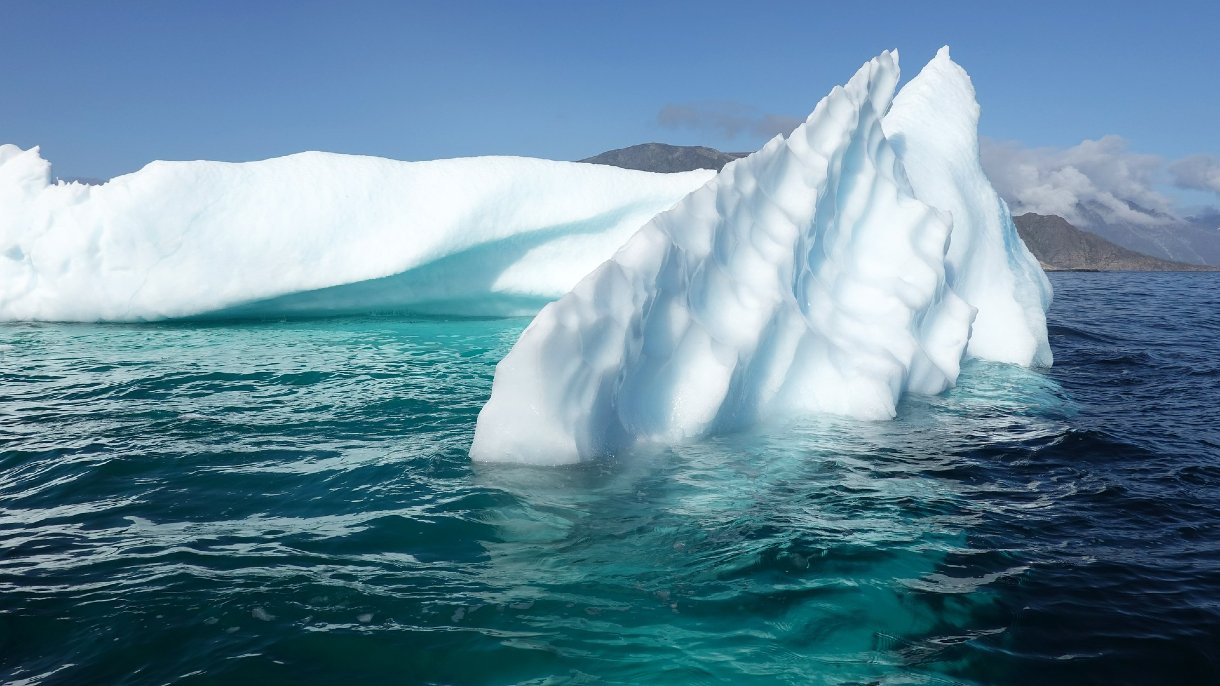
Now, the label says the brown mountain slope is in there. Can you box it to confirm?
[1012,213,1218,272]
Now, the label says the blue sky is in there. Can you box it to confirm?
[3,0,1218,209]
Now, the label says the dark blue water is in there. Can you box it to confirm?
[1,272,1217,685]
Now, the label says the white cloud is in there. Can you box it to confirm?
[1168,155,1220,195]
[979,135,1181,227]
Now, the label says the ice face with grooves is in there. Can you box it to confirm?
[470,51,1009,465]
[882,47,1053,366]
[0,147,714,321]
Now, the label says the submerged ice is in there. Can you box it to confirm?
[0,146,713,321]
[471,48,1052,465]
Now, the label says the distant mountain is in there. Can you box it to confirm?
[580,144,1218,272]
[1064,201,1220,266]
[579,143,747,173]
[1187,209,1220,229]
[1013,213,1217,272]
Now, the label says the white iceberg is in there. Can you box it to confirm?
[0,145,713,321]
[471,49,1052,465]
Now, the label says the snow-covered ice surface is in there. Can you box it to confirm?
[471,49,1053,465]
[0,146,713,321]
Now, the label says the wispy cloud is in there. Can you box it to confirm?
[657,102,802,141]
[1168,155,1220,195]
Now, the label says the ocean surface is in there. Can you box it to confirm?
[2,271,1218,685]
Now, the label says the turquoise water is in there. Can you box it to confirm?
[2,272,1219,684]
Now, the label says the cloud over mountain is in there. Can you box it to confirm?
[979,135,1179,227]
[979,136,1220,265]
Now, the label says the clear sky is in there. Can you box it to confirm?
[3,0,1217,186]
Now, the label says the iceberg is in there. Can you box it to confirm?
[0,145,713,321]
[471,49,1052,465]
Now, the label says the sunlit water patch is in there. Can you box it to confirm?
[1,272,1218,685]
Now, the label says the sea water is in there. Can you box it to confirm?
[1,272,1217,685]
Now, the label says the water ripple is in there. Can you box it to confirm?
[1,274,1218,684]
